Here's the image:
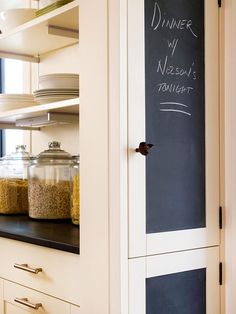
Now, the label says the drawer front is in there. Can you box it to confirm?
[5,303,29,314]
[71,305,80,314]
[0,238,81,305]
[4,280,70,314]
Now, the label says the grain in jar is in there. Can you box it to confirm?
[28,141,74,220]
[0,145,33,214]
[71,155,80,225]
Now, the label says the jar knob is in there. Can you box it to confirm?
[48,141,61,150]
[16,145,26,152]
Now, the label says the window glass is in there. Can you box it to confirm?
[3,59,24,155]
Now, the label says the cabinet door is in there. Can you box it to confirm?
[128,0,219,257]
[129,247,220,314]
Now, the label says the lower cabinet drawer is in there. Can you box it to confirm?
[5,303,29,314]
[0,238,81,305]
[4,281,70,314]
[71,305,80,314]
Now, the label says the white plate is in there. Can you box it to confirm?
[39,75,79,89]
[34,94,79,98]
[39,73,79,78]
[34,88,79,92]
[35,95,78,104]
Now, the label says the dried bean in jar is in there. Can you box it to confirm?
[29,180,71,219]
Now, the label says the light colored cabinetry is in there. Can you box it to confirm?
[3,280,70,314]
[0,0,110,313]
[0,238,81,305]
[0,0,81,312]
[125,0,221,313]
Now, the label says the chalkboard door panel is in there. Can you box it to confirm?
[129,247,219,314]
[128,0,219,257]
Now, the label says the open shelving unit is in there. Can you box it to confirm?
[0,0,79,62]
[0,1,80,254]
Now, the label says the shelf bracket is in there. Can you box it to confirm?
[16,112,79,128]
[0,51,39,63]
[48,25,79,39]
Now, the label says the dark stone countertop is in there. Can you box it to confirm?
[0,215,79,254]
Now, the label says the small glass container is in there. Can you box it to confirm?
[71,155,80,225]
[28,141,74,220]
[0,145,33,214]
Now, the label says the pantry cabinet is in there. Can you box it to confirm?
[0,0,224,313]
[128,0,220,258]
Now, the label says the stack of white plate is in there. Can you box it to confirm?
[0,94,37,111]
[34,88,79,104]
[39,73,79,89]
[34,73,79,104]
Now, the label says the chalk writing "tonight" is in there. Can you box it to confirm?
[151,1,198,38]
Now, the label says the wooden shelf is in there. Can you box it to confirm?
[0,1,79,62]
[0,98,79,128]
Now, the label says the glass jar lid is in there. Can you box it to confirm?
[35,141,73,162]
[2,145,33,161]
[72,155,80,164]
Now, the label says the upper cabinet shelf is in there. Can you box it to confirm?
[0,98,79,129]
[0,1,79,62]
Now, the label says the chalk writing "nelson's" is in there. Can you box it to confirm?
[157,56,197,80]
[151,1,198,38]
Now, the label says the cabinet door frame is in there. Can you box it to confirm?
[128,0,220,258]
[129,247,220,314]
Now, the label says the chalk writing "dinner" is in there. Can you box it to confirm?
[151,1,198,38]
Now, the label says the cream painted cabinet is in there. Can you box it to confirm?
[0,0,109,313]
[125,0,221,313]
[128,0,220,257]
[71,305,81,314]
[0,279,3,314]
[4,304,28,314]
[129,247,220,314]
[2,280,70,314]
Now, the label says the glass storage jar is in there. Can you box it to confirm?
[28,141,74,220]
[71,155,80,225]
[0,145,33,214]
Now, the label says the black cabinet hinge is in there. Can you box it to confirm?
[218,0,222,7]
[219,206,223,229]
[219,262,223,286]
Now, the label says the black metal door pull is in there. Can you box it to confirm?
[135,142,154,156]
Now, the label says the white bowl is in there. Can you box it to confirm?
[0,9,37,34]
[39,74,79,89]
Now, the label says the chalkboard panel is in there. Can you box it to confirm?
[146,268,206,314]
[145,0,205,233]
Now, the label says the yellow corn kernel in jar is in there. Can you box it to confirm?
[71,175,80,225]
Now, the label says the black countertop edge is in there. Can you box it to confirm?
[0,230,80,254]
[0,215,80,255]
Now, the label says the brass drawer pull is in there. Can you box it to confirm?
[14,263,42,274]
[14,297,42,310]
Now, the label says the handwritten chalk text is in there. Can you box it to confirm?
[151,2,198,38]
